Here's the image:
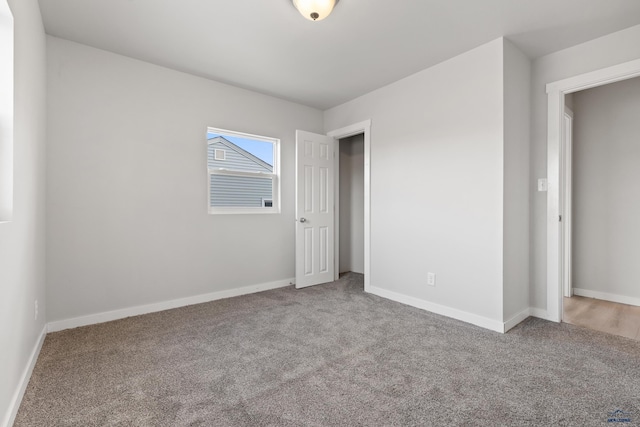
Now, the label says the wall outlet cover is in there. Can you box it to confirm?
[427,272,436,286]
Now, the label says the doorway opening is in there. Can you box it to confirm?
[546,58,640,330]
[559,78,640,341]
[328,120,371,291]
[336,133,365,279]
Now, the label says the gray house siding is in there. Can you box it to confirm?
[209,175,272,207]
[208,137,274,208]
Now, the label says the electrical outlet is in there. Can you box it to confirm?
[34,300,38,320]
[427,272,436,286]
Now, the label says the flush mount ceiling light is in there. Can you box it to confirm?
[291,0,339,21]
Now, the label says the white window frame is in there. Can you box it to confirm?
[207,127,280,214]
[0,0,13,223]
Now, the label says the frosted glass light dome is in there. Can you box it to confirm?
[292,0,339,21]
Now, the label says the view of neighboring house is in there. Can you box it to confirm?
[207,136,274,208]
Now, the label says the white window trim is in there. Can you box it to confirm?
[0,0,13,223]
[207,127,281,215]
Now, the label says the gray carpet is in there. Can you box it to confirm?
[15,273,640,426]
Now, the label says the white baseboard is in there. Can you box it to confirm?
[47,278,293,333]
[367,287,551,333]
[573,288,640,307]
[3,325,47,427]
[529,307,550,321]
[368,286,505,333]
[503,308,532,332]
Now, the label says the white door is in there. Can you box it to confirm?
[295,130,335,289]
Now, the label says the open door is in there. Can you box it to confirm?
[295,130,335,289]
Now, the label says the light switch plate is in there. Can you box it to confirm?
[538,178,548,192]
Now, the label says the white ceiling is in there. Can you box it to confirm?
[38,0,640,110]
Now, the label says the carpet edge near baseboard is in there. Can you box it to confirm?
[368,285,551,333]
[47,278,294,333]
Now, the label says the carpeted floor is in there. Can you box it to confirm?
[15,273,640,426]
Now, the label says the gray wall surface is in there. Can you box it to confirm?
[325,39,506,323]
[339,134,364,274]
[46,36,323,322]
[0,0,47,423]
[503,39,531,320]
[571,76,640,301]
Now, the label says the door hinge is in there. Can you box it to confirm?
[559,215,562,222]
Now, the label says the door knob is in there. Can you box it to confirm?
[299,218,307,223]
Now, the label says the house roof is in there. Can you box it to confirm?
[207,136,273,172]
[38,1,640,109]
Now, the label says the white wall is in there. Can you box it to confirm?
[46,37,324,323]
[530,24,640,311]
[502,40,531,320]
[0,0,47,424]
[325,39,505,323]
[571,76,640,302]
[339,134,364,274]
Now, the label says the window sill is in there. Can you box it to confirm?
[208,207,281,215]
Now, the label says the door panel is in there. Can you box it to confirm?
[295,130,335,289]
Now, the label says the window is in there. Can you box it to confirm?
[214,149,226,161]
[207,127,280,214]
[0,0,13,223]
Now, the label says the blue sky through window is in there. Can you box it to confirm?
[207,132,273,166]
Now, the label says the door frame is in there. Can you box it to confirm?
[545,58,640,322]
[327,120,371,292]
[561,106,573,298]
